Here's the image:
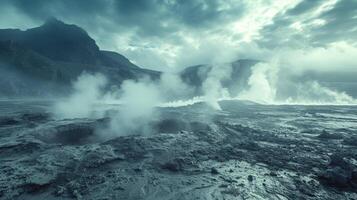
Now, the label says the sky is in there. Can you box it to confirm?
[0,0,356,71]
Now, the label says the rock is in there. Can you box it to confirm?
[221,186,241,197]
[81,145,124,168]
[133,168,142,172]
[342,135,357,146]
[211,167,219,175]
[22,172,56,193]
[0,117,20,126]
[319,167,352,188]
[352,170,357,181]
[318,153,357,188]
[21,113,50,122]
[269,172,278,177]
[37,122,97,145]
[247,175,254,182]
[161,159,185,172]
[54,186,66,196]
[153,118,189,133]
[161,162,180,172]
[219,184,228,188]
[317,130,343,140]
[240,140,260,151]
[329,153,352,170]
[189,121,211,132]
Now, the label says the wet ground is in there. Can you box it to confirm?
[0,100,357,200]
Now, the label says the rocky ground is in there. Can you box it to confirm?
[0,100,357,200]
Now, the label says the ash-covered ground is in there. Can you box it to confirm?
[0,100,357,200]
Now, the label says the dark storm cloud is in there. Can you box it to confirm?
[0,0,248,68]
[258,0,357,48]
[313,0,357,44]
[285,0,324,16]
[2,0,245,38]
[166,0,244,28]
[6,0,109,19]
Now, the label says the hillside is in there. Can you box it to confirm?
[0,18,160,96]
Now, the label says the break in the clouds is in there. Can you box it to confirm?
[1,0,356,70]
[259,0,357,48]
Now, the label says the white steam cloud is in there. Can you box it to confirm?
[238,62,278,104]
[237,61,357,105]
[53,71,196,137]
[53,73,107,119]
[159,72,193,101]
[285,81,355,105]
[202,64,232,110]
[108,78,161,136]
[52,42,357,139]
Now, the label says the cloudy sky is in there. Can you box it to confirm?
[1,0,356,71]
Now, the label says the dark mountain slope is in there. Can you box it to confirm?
[0,18,99,65]
[0,19,160,96]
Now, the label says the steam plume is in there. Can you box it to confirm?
[53,72,107,119]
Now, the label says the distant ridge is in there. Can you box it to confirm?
[0,18,261,97]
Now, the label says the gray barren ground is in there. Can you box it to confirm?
[0,100,357,200]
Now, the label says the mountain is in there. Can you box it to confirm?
[180,59,259,96]
[0,18,100,65]
[0,18,160,97]
[0,18,261,97]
